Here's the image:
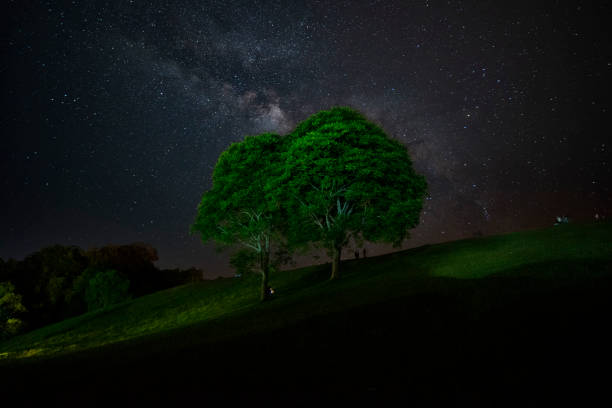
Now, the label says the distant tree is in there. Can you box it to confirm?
[0,281,27,339]
[84,269,131,311]
[86,243,160,296]
[13,245,88,325]
[191,133,289,301]
[0,258,18,287]
[69,267,99,310]
[273,107,427,279]
[0,243,198,336]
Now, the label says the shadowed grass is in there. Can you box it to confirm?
[1,222,610,359]
[0,222,610,406]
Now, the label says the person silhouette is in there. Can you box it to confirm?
[362,248,367,258]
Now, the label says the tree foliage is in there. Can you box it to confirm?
[272,107,427,279]
[192,133,288,300]
[84,269,131,312]
[194,107,427,284]
[0,281,27,339]
[12,245,89,325]
[0,243,200,335]
[86,243,160,296]
[229,249,258,276]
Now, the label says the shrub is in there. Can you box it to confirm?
[0,281,27,339]
[85,270,131,311]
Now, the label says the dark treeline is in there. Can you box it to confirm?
[0,243,203,338]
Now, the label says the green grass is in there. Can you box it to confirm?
[0,274,260,358]
[1,222,611,405]
[1,222,610,359]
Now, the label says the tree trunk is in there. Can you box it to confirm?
[260,251,270,301]
[331,245,342,280]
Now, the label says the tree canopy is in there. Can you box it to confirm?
[0,243,198,335]
[193,106,427,286]
[0,281,27,339]
[191,133,288,300]
[84,269,131,311]
[271,107,427,279]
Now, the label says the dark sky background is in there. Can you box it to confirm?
[2,0,610,277]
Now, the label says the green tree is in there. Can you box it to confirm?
[85,243,160,296]
[274,107,427,279]
[85,270,131,311]
[229,249,258,276]
[17,245,89,324]
[0,281,27,339]
[69,267,99,310]
[191,133,288,301]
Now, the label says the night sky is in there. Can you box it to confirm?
[2,0,610,276]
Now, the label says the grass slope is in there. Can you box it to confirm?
[1,222,611,406]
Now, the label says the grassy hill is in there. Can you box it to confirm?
[1,222,611,406]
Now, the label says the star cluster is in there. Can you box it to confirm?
[1,0,610,274]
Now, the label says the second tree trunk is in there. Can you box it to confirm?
[331,245,342,280]
[260,251,270,301]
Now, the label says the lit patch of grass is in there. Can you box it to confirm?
[18,348,45,358]
[0,222,610,361]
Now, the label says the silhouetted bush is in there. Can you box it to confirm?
[0,243,205,335]
[84,269,131,311]
[0,281,27,339]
